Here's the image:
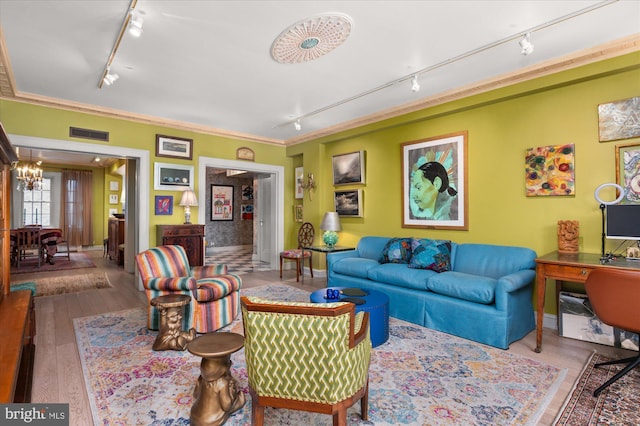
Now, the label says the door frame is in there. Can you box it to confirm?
[198,156,284,269]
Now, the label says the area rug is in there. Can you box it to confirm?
[553,352,640,425]
[10,252,96,274]
[18,272,112,297]
[74,284,566,425]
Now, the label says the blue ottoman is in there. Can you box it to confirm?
[310,287,389,348]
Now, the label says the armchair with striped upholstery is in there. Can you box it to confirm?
[241,296,371,426]
[135,245,242,333]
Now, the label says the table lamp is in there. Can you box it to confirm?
[320,212,342,248]
[179,189,198,224]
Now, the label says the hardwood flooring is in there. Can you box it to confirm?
[15,249,633,426]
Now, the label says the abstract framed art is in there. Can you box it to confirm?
[525,144,575,197]
[155,195,173,215]
[401,131,468,230]
[332,150,365,185]
[598,97,640,142]
[615,142,640,204]
[334,189,363,217]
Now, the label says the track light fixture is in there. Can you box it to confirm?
[103,69,119,86]
[411,75,420,93]
[519,33,534,55]
[98,0,140,88]
[294,120,301,131]
[128,11,144,37]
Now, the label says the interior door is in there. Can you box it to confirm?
[256,175,273,265]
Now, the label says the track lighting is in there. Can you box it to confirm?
[103,70,119,86]
[519,33,534,56]
[411,75,420,93]
[128,11,144,37]
[294,120,301,131]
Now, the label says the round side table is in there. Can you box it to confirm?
[188,332,246,426]
[150,294,196,351]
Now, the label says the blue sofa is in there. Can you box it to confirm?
[327,236,537,349]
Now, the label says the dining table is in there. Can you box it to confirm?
[10,227,65,267]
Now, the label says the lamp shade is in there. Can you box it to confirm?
[179,189,198,207]
[320,212,342,231]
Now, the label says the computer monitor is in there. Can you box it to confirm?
[606,204,640,240]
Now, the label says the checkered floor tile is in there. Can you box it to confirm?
[205,248,271,275]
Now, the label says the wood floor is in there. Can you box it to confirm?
[15,249,633,426]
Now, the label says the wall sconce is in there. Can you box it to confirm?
[300,172,316,200]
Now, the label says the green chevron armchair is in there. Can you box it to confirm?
[240,296,371,426]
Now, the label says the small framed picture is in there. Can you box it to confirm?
[295,204,303,222]
[332,151,365,186]
[155,195,173,215]
[109,181,119,191]
[109,194,118,204]
[154,162,194,191]
[241,204,254,220]
[211,185,234,221]
[242,185,253,201]
[295,166,304,199]
[334,189,363,217]
[615,142,640,204]
[156,134,194,160]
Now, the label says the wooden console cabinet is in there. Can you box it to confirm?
[108,217,125,265]
[157,224,204,266]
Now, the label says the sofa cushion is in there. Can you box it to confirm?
[332,257,379,279]
[367,263,434,291]
[409,239,452,272]
[452,244,536,278]
[378,237,413,264]
[426,271,496,304]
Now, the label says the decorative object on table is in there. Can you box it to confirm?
[150,294,196,351]
[598,96,640,142]
[74,284,566,426]
[154,162,194,191]
[334,189,363,217]
[299,172,316,200]
[557,220,579,253]
[156,134,193,160]
[279,222,314,282]
[241,296,371,425]
[324,288,341,299]
[294,166,304,199]
[188,333,246,426]
[401,131,468,230]
[320,211,341,247]
[179,189,198,224]
[332,150,365,185]
[236,146,255,161]
[615,142,640,204]
[593,182,626,256]
[294,204,303,222]
[525,143,575,196]
[210,185,234,221]
[155,195,173,215]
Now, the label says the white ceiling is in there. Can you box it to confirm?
[0,0,639,150]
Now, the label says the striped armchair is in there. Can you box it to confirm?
[241,296,371,426]
[135,245,242,333]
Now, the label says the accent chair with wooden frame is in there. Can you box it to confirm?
[279,222,314,282]
[241,296,371,426]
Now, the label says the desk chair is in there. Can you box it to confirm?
[279,222,314,282]
[584,268,640,396]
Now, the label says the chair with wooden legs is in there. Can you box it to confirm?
[279,222,314,282]
[15,227,42,268]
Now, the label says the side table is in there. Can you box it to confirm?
[188,332,246,426]
[303,246,355,284]
[150,294,196,351]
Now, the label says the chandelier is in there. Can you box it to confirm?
[14,150,43,191]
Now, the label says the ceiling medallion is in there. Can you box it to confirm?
[271,14,353,64]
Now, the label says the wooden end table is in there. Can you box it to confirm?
[188,332,246,426]
[150,294,196,351]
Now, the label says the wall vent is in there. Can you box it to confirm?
[69,127,109,142]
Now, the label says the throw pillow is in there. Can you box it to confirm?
[378,238,413,264]
[409,238,452,272]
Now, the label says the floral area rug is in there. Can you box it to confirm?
[553,352,640,425]
[74,284,566,425]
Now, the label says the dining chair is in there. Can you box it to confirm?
[279,222,314,281]
[15,227,43,268]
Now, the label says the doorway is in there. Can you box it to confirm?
[198,156,284,269]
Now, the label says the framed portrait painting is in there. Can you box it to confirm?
[332,151,365,185]
[211,185,234,221]
[334,189,363,217]
[154,162,194,191]
[401,131,468,230]
[156,134,193,160]
[616,142,640,204]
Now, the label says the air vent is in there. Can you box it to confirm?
[69,127,109,142]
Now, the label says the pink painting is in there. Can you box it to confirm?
[525,144,575,196]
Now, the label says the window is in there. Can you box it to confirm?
[23,178,52,226]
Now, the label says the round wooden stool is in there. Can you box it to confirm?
[150,294,196,351]
[188,332,246,426]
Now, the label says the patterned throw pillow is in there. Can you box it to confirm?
[409,239,452,272]
[378,238,413,264]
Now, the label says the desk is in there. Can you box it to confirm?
[303,246,355,284]
[534,251,640,353]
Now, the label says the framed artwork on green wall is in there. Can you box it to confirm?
[616,142,640,204]
[401,131,468,230]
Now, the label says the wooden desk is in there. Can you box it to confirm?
[534,251,640,352]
